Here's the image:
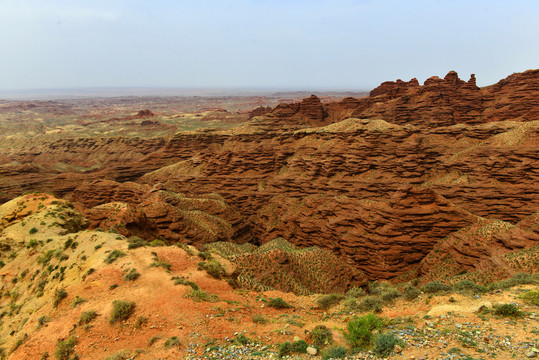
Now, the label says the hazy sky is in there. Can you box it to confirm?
[0,0,538,91]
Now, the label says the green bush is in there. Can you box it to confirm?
[317,294,345,310]
[198,260,225,279]
[172,276,199,290]
[123,268,140,281]
[37,315,50,328]
[311,325,333,348]
[493,303,522,317]
[134,316,148,329]
[164,336,181,348]
[27,239,39,249]
[63,239,73,250]
[29,227,38,235]
[104,349,130,360]
[321,345,347,360]
[78,310,98,325]
[358,295,383,313]
[127,236,147,249]
[291,339,308,353]
[521,289,539,305]
[150,253,172,271]
[278,339,307,357]
[104,250,126,264]
[278,342,292,358]
[251,314,268,324]
[149,239,166,247]
[53,288,67,308]
[403,285,420,300]
[422,281,451,294]
[373,332,399,357]
[453,280,486,294]
[234,334,251,345]
[71,296,86,308]
[346,286,366,298]
[185,289,218,302]
[54,337,77,360]
[109,300,135,324]
[268,297,291,309]
[197,251,213,260]
[343,313,382,349]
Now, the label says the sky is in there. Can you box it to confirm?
[0,0,538,91]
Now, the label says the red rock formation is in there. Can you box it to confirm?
[248,106,272,119]
[417,217,539,283]
[70,180,252,246]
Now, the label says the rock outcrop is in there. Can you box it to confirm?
[70,180,253,246]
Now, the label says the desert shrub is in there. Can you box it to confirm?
[321,345,347,360]
[268,297,291,309]
[134,316,148,329]
[54,337,77,360]
[291,339,308,353]
[234,334,251,345]
[403,285,420,301]
[278,339,308,356]
[71,296,86,308]
[127,236,147,249]
[343,296,361,311]
[109,300,135,324]
[149,239,166,247]
[521,289,539,305]
[510,272,537,285]
[148,336,160,346]
[164,336,181,348]
[104,250,126,264]
[346,286,366,298]
[150,254,172,271]
[493,303,522,317]
[63,239,73,250]
[422,281,451,294]
[373,332,399,357]
[37,315,50,328]
[453,280,486,294]
[27,239,39,249]
[278,342,292,358]
[251,314,268,324]
[358,295,383,313]
[197,251,213,260]
[104,349,130,360]
[29,227,38,235]
[343,313,382,350]
[317,293,345,310]
[78,310,98,325]
[123,268,140,281]
[185,289,218,302]
[311,325,333,348]
[171,276,199,290]
[379,287,401,302]
[53,288,67,308]
[198,260,225,279]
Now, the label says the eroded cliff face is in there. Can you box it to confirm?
[68,180,253,246]
[136,117,537,280]
[1,70,538,282]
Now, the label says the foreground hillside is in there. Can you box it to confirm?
[1,194,539,360]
